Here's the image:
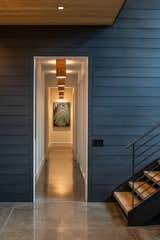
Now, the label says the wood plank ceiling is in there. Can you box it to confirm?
[0,0,125,25]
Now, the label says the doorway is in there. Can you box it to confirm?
[33,57,88,202]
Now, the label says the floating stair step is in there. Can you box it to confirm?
[114,191,140,215]
[144,171,160,186]
[129,181,156,200]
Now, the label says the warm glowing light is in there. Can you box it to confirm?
[58,86,64,91]
[58,98,63,102]
[58,5,64,11]
[59,94,64,99]
[47,59,77,65]
[56,59,66,79]
[57,76,66,79]
[59,90,64,99]
[48,69,74,74]
[59,92,64,97]
[57,78,66,87]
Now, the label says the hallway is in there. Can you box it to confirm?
[36,146,85,202]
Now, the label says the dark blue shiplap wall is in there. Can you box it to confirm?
[0,0,160,201]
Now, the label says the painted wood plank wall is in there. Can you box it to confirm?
[0,0,160,201]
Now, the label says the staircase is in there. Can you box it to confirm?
[113,123,160,226]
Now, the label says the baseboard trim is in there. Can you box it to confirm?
[49,142,73,148]
[35,157,46,184]
[77,161,85,181]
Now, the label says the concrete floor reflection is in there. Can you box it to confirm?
[0,201,159,240]
[36,146,85,201]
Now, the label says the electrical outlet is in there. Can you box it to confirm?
[92,139,104,147]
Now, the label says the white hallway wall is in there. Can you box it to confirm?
[76,61,88,181]
[35,61,46,181]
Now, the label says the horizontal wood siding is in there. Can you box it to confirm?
[91,0,160,201]
[0,0,160,201]
[0,51,33,201]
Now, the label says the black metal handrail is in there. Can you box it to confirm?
[126,123,160,208]
[135,132,160,152]
[126,123,160,149]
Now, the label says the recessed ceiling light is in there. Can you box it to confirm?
[58,5,64,11]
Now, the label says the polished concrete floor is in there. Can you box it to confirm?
[36,146,85,201]
[0,147,160,239]
[0,201,160,239]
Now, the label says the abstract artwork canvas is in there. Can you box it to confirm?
[53,102,70,127]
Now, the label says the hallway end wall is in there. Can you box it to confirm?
[48,87,74,148]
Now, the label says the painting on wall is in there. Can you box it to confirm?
[53,102,70,127]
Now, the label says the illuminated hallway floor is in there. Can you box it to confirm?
[36,146,85,202]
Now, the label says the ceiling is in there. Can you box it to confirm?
[42,58,83,73]
[36,57,87,88]
[38,57,86,75]
[0,0,125,25]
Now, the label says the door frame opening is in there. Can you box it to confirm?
[33,56,89,202]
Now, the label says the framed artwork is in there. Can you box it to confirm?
[53,102,70,127]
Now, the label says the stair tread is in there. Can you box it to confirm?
[144,171,160,185]
[129,181,156,200]
[114,191,140,215]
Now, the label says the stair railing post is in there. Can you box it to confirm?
[132,144,135,209]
